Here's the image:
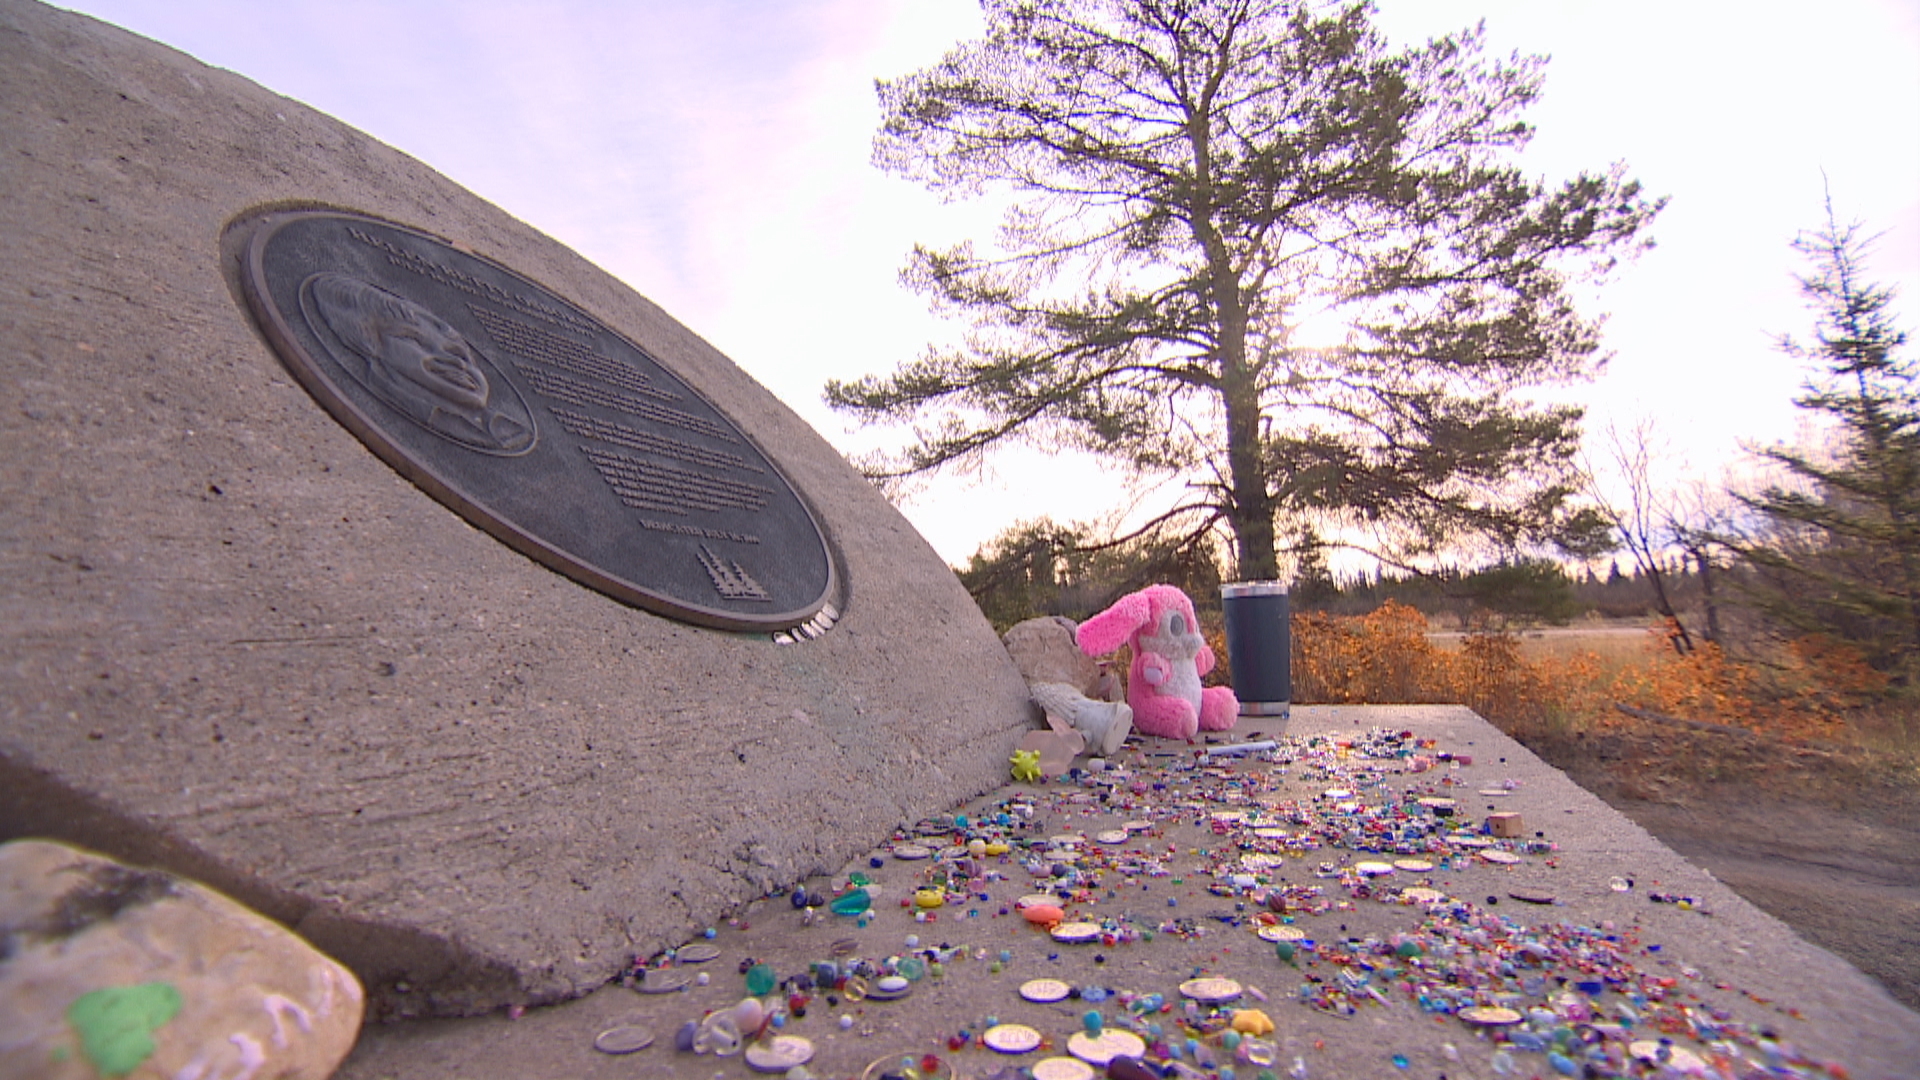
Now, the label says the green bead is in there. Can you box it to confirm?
[745,963,776,996]
[829,889,871,916]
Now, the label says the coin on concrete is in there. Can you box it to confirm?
[867,975,912,1001]
[1353,860,1395,876]
[983,1023,1043,1054]
[1256,925,1306,943]
[635,970,692,993]
[892,843,932,860]
[1393,858,1434,872]
[1178,977,1243,1003]
[1630,1041,1707,1072]
[593,1026,654,1054]
[1480,850,1521,865]
[1508,888,1556,904]
[1458,1005,1522,1026]
[745,1036,815,1073]
[1032,1057,1096,1080]
[1020,978,1073,1003]
[1401,887,1448,904]
[1095,829,1130,845]
[1051,921,1102,943]
[1067,1030,1146,1065]
[675,943,720,963]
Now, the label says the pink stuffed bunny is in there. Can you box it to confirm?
[1076,584,1238,740]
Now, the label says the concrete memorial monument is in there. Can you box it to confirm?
[0,0,1032,1018]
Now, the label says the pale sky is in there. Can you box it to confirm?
[54,0,1920,569]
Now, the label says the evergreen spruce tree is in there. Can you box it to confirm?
[1737,198,1920,683]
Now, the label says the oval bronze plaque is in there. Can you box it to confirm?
[240,209,837,634]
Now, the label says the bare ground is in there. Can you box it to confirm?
[1512,721,1920,1010]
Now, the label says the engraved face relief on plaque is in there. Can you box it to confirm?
[303,273,536,455]
[238,209,838,634]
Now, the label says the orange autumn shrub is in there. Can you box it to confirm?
[1281,603,1882,747]
[1293,602,1441,704]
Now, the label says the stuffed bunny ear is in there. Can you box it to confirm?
[1077,591,1152,656]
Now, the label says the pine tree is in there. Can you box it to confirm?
[831,0,1658,579]
[1736,196,1920,683]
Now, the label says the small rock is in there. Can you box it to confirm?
[1003,618,1102,696]
[0,839,363,1080]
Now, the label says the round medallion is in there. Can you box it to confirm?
[745,1036,815,1073]
[240,209,838,634]
[593,1026,654,1054]
[1459,1005,1523,1026]
[1067,1030,1146,1065]
[1178,977,1243,1003]
[983,1024,1042,1054]
[1020,978,1073,1003]
[1032,1057,1096,1080]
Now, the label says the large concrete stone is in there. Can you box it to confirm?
[0,0,1032,1018]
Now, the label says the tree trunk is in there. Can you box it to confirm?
[1694,546,1721,644]
[1225,383,1277,580]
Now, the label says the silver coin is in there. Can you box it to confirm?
[1178,977,1243,1003]
[593,1025,654,1054]
[675,943,720,963]
[983,1023,1043,1053]
[745,1035,816,1073]
[1067,1030,1146,1065]
[1019,978,1072,1003]
[1032,1057,1096,1080]
[634,969,692,993]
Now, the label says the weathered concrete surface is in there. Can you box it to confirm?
[0,0,1032,1018]
[336,706,1920,1080]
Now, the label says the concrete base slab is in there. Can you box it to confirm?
[338,706,1920,1080]
[0,0,1033,1019]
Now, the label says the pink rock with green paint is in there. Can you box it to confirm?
[0,839,363,1079]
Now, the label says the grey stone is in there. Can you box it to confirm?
[1001,617,1101,696]
[0,839,364,1080]
[0,0,1031,1018]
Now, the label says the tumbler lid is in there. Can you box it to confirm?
[1221,580,1289,598]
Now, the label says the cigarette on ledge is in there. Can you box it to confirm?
[1202,740,1278,757]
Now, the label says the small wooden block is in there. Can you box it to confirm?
[1486,812,1526,838]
